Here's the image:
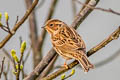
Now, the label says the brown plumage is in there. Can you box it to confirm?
[44,19,94,72]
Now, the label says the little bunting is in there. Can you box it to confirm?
[44,19,94,72]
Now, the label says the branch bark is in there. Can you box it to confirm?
[74,0,120,16]
[2,48,17,72]
[25,0,40,68]
[24,48,57,80]
[39,54,58,79]
[71,0,99,29]
[0,57,5,79]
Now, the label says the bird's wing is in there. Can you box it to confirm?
[52,26,86,52]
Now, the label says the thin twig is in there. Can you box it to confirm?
[5,19,12,34]
[42,26,120,80]
[16,52,24,80]
[22,46,32,79]
[79,0,90,11]
[87,26,120,56]
[24,47,31,63]
[35,0,46,10]
[0,57,5,79]
[72,0,77,17]
[3,61,10,80]
[71,0,99,29]
[74,0,120,16]
[14,16,19,25]
[2,48,17,72]
[0,25,10,33]
[0,0,39,48]
[19,36,23,48]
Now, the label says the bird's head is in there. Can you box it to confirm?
[44,19,66,35]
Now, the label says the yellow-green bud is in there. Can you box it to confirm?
[16,64,19,70]
[12,69,18,75]
[20,41,26,53]
[70,69,75,75]
[16,64,23,70]
[11,49,16,57]
[11,49,19,62]
[13,55,19,63]
[5,12,9,21]
[0,12,2,21]
[61,74,65,80]
[20,64,23,70]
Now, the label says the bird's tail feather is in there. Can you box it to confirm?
[75,51,94,72]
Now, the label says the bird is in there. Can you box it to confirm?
[44,19,94,72]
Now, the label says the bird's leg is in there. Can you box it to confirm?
[64,60,68,69]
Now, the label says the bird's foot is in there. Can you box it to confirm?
[63,62,69,69]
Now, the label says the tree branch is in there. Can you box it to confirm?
[3,61,10,80]
[87,26,120,57]
[16,51,24,80]
[0,0,39,48]
[2,48,17,72]
[71,0,77,17]
[0,57,5,79]
[71,0,99,29]
[74,0,120,16]
[25,0,40,68]
[39,54,58,79]
[24,48,57,80]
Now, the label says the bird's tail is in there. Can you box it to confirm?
[76,51,94,72]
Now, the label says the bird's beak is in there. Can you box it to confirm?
[41,25,46,29]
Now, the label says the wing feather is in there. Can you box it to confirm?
[51,26,86,52]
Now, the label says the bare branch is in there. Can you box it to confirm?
[35,0,46,10]
[3,61,10,80]
[16,49,25,80]
[0,0,39,48]
[0,24,12,34]
[39,55,58,79]
[24,48,57,80]
[74,0,120,16]
[19,36,23,47]
[24,47,31,63]
[25,0,39,68]
[22,46,32,79]
[14,16,19,25]
[2,48,17,72]
[71,0,99,29]
[0,57,5,79]
[87,26,120,56]
[71,0,77,17]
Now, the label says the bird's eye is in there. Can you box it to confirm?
[59,24,62,27]
[49,24,53,27]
